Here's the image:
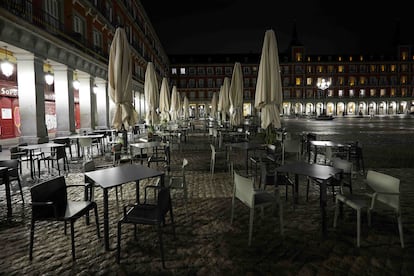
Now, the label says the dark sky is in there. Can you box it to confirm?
[141,0,413,55]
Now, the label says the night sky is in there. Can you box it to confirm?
[141,0,412,55]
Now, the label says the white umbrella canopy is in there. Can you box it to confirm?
[183,96,189,119]
[229,62,244,126]
[108,27,138,130]
[218,77,231,122]
[159,77,171,122]
[254,29,282,129]
[170,85,180,121]
[210,92,218,119]
[144,62,159,125]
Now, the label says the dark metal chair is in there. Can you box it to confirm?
[0,159,24,203]
[37,146,69,177]
[117,185,175,268]
[29,176,100,261]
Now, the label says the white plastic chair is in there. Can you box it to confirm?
[230,170,283,246]
[282,139,301,164]
[334,170,404,248]
[78,137,93,161]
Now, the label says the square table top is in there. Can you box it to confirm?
[276,161,341,180]
[85,163,164,189]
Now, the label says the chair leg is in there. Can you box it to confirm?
[17,178,24,204]
[397,213,404,248]
[117,221,122,264]
[333,200,339,228]
[29,219,35,260]
[248,208,254,246]
[356,209,361,247]
[157,225,166,268]
[94,204,100,237]
[70,220,76,260]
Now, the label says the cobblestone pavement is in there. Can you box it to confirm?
[1,133,414,275]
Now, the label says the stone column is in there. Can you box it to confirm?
[78,74,93,132]
[16,53,48,144]
[95,78,109,129]
[54,65,76,136]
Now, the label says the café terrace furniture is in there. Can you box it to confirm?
[334,170,404,248]
[0,159,24,204]
[275,161,342,237]
[53,137,73,160]
[226,141,266,176]
[29,176,100,261]
[167,158,189,216]
[230,170,284,246]
[117,185,175,268]
[0,166,12,219]
[9,145,31,174]
[308,140,351,164]
[210,143,228,179]
[57,134,104,160]
[130,141,166,165]
[84,163,165,250]
[307,157,353,202]
[37,145,70,178]
[19,142,65,179]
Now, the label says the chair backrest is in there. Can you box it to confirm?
[0,159,19,178]
[55,146,67,160]
[234,171,254,208]
[157,186,172,218]
[181,158,188,179]
[366,170,400,211]
[331,158,352,174]
[210,144,216,159]
[83,160,96,173]
[30,176,68,219]
[54,138,70,146]
[79,137,92,147]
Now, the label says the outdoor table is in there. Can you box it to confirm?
[130,141,167,164]
[275,161,342,237]
[19,142,66,179]
[0,166,11,219]
[309,140,350,163]
[62,134,105,158]
[85,163,164,251]
[226,142,266,175]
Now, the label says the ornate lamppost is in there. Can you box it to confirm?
[316,78,331,116]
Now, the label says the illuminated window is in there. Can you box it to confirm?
[390,88,396,97]
[349,56,353,62]
[307,66,312,73]
[171,68,177,75]
[370,65,376,72]
[338,90,343,97]
[338,65,344,73]
[359,76,366,85]
[401,51,408,61]
[390,64,396,72]
[359,55,364,61]
[370,89,376,97]
[380,65,386,72]
[359,89,365,97]
[401,75,407,84]
[306,77,312,85]
[349,89,355,97]
[295,52,302,62]
[338,77,344,85]
[180,67,186,74]
[317,66,323,73]
[401,88,407,97]
[338,56,342,62]
[380,89,386,97]
[349,76,356,86]
[295,77,302,86]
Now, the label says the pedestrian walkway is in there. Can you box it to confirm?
[0,134,413,275]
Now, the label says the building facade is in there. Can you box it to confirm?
[0,0,168,142]
[169,45,414,119]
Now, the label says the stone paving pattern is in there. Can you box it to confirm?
[1,132,414,275]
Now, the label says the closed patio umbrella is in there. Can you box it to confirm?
[183,96,189,119]
[254,29,282,129]
[108,27,138,130]
[144,62,159,125]
[218,77,230,123]
[170,85,180,122]
[159,77,171,122]
[210,92,218,120]
[229,62,244,126]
